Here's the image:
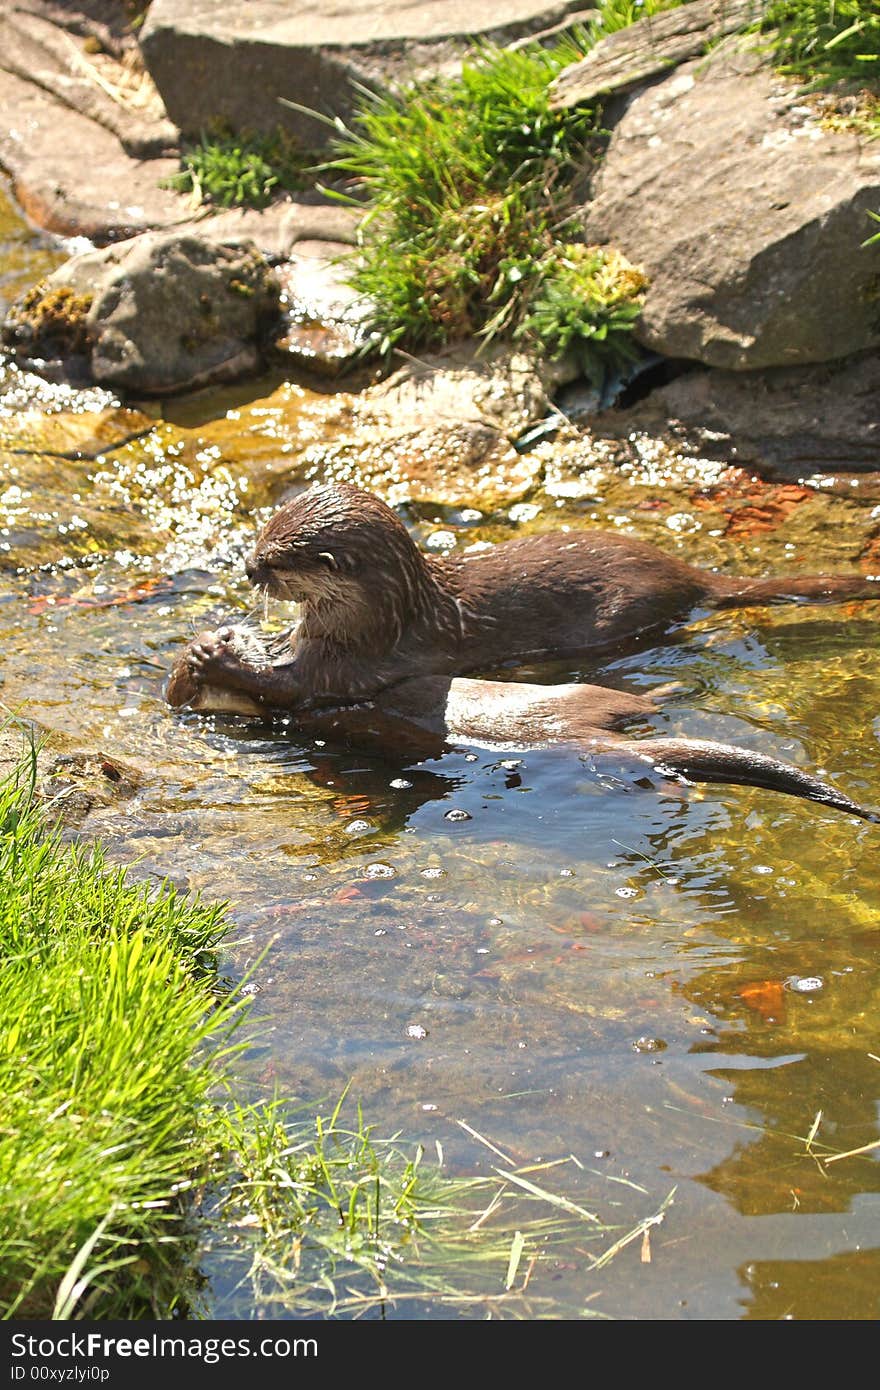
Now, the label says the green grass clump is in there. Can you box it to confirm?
[517,243,648,380]
[763,0,880,86]
[327,38,648,371]
[164,128,311,209]
[0,759,239,1317]
[587,0,688,40]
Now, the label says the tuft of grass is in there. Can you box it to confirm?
[0,758,240,1318]
[763,0,880,87]
[163,127,312,209]
[325,37,648,374]
[517,243,648,381]
[586,0,688,40]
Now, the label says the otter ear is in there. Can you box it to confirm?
[317,551,339,571]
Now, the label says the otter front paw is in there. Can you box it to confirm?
[186,626,251,687]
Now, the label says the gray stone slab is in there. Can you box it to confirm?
[0,67,186,241]
[140,0,591,147]
[582,42,880,370]
[0,6,178,157]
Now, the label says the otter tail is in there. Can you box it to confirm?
[607,736,879,823]
[713,573,880,609]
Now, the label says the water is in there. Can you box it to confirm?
[2,178,879,1320]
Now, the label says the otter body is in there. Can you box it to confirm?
[186,484,880,708]
[167,625,879,823]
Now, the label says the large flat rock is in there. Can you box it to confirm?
[0,5,177,157]
[141,0,590,147]
[583,41,880,370]
[0,67,185,242]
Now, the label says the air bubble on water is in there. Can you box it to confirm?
[363,863,395,879]
[785,975,824,994]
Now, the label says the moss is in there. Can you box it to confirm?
[517,243,649,382]
[2,283,93,358]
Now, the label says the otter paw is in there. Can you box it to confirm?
[186,628,246,682]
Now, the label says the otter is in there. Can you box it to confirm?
[182,483,880,709]
[167,625,879,823]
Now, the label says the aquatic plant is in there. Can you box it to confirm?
[208,1099,673,1317]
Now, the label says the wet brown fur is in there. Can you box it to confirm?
[193,482,880,708]
[166,626,879,823]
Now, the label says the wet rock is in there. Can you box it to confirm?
[40,749,142,824]
[0,721,141,827]
[311,346,559,506]
[273,240,373,377]
[590,350,880,475]
[180,343,556,509]
[140,0,595,150]
[582,41,880,370]
[278,203,362,252]
[4,231,282,395]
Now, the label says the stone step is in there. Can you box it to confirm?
[0,7,178,157]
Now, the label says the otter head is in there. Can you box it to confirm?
[246,483,441,648]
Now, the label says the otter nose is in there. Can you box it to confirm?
[245,559,256,583]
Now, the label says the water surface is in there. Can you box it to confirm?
[2,178,879,1320]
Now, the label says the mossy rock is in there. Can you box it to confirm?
[2,231,281,394]
[2,284,93,359]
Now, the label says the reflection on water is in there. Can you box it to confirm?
[1,184,879,1319]
[0,179,67,316]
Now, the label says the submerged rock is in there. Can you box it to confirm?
[149,343,557,511]
[3,231,281,395]
[582,40,880,370]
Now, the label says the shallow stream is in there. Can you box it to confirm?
[2,180,879,1320]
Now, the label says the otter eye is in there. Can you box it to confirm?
[317,552,338,571]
